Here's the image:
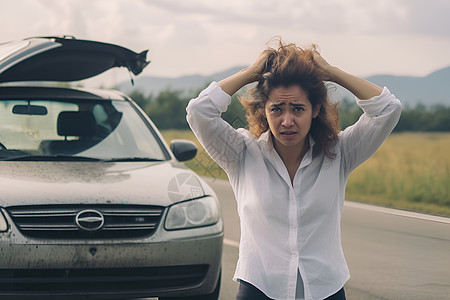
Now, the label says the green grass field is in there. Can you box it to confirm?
[161,130,450,217]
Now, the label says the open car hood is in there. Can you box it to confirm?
[0,36,149,83]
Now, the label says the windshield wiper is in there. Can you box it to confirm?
[103,157,165,162]
[0,155,104,162]
[0,155,165,162]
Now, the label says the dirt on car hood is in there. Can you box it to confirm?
[0,161,206,207]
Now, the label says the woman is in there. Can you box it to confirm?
[186,42,402,300]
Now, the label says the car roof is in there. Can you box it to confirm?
[0,86,128,101]
[0,36,149,83]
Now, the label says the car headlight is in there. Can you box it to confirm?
[165,197,219,230]
[0,210,8,232]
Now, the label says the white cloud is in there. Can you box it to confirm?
[0,0,449,80]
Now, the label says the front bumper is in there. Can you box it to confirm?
[0,213,223,298]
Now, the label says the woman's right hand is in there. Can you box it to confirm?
[219,48,274,96]
[246,49,275,82]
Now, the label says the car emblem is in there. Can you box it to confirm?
[75,210,104,231]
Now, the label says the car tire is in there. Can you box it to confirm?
[160,269,221,300]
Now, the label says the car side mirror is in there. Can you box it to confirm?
[170,139,197,162]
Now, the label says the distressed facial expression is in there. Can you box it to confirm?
[265,85,319,149]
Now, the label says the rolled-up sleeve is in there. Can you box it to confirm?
[186,82,246,173]
[340,87,402,175]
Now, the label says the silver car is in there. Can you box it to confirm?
[0,36,223,299]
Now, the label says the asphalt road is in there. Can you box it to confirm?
[202,177,450,300]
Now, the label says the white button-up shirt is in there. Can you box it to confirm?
[186,82,402,300]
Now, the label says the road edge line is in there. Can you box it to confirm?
[224,238,240,248]
[344,201,450,224]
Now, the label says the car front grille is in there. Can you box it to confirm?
[6,205,164,239]
[0,264,209,296]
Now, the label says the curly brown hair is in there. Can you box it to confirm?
[239,42,340,158]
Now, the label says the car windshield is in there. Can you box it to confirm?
[0,98,168,161]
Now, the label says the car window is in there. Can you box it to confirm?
[0,99,168,161]
[0,101,76,150]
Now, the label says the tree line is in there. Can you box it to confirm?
[129,88,450,132]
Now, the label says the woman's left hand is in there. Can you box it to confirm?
[312,50,336,82]
[312,49,383,99]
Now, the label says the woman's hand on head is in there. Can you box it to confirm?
[312,50,336,82]
[246,49,275,82]
[218,48,274,96]
[312,49,383,99]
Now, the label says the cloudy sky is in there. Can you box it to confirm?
[1,0,449,86]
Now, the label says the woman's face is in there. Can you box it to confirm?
[265,85,319,150]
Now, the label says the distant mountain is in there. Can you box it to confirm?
[359,66,449,106]
[118,66,245,97]
[118,66,450,106]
